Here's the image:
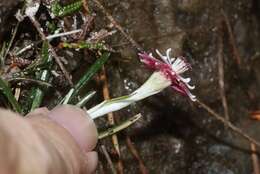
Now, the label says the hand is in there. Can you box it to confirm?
[0,105,98,174]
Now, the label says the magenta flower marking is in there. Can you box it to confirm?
[138,48,196,101]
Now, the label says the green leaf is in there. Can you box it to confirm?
[51,0,83,17]
[30,42,52,111]
[98,114,142,139]
[65,52,110,103]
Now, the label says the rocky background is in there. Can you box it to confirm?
[1,0,260,173]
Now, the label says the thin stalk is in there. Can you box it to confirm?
[98,114,142,139]
[76,91,96,107]
[2,18,21,61]
[47,29,82,40]
[99,66,124,173]
[100,145,117,174]
[92,0,143,52]
[100,66,119,153]
[0,77,22,113]
[126,136,148,174]
[62,89,75,104]
[73,52,110,96]
[196,99,260,148]
[15,29,82,56]
[251,143,260,174]
[28,15,73,86]
[8,77,52,88]
[0,42,6,68]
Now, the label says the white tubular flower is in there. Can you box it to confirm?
[88,48,196,119]
[138,48,196,101]
[88,72,171,119]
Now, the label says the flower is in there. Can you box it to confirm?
[88,71,171,119]
[88,48,196,119]
[138,48,196,101]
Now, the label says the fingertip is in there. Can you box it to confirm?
[85,151,98,174]
[48,105,98,152]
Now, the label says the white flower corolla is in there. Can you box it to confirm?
[88,72,171,119]
[88,48,196,119]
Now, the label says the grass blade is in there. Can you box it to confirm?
[61,89,75,105]
[0,77,22,113]
[76,91,96,107]
[30,42,52,111]
[65,52,110,103]
[0,42,6,68]
[74,52,110,92]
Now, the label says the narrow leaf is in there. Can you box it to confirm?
[65,52,110,103]
[0,77,22,113]
[30,42,52,111]
[98,114,142,139]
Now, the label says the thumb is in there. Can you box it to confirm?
[47,105,98,152]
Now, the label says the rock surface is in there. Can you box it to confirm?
[0,0,259,173]
[0,0,22,41]
[95,0,260,173]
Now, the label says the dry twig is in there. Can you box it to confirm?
[221,9,241,65]
[217,25,230,121]
[126,136,148,174]
[79,15,94,40]
[100,66,124,173]
[28,16,73,86]
[82,0,90,14]
[92,0,143,52]
[196,99,260,148]
[100,145,117,174]
[251,143,260,174]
